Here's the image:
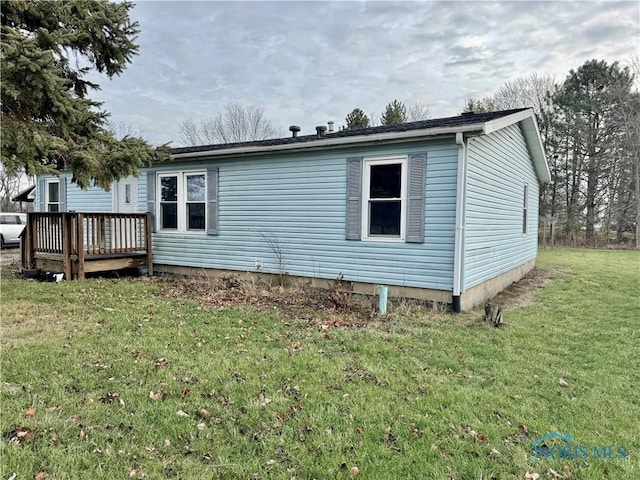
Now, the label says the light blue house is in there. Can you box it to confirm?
[35,108,550,311]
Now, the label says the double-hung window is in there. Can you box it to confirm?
[362,156,408,241]
[158,172,206,232]
[46,180,60,212]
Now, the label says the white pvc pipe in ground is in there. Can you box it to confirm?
[378,285,388,315]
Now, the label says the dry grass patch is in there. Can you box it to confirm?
[486,267,567,310]
[157,273,378,327]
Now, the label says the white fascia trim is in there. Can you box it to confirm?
[521,117,551,183]
[482,109,535,135]
[170,123,486,160]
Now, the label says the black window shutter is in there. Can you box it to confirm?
[146,171,156,233]
[346,157,363,240]
[406,153,427,243]
[207,167,219,235]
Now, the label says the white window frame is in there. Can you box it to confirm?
[361,156,408,242]
[46,179,60,212]
[157,171,207,233]
[522,183,529,235]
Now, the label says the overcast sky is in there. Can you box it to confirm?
[90,1,639,146]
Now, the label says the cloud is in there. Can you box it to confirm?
[85,0,639,145]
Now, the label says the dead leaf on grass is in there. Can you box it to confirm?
[547,468,562,479]
[149,391,167,401]
[559,378,569,387]
[563,465,572,478]
[524,473,540,480]
[176,410,189,418]
[504,425,529,444]
[154,358,168,369]
[34,472,50,480]
[257,392,271,406]
[24,407,36,418]
[195,409,210,419]
[99,392,120,403]
[488,448,501,458]
[5,425,36,444]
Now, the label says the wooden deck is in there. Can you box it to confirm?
[21,212,152,280]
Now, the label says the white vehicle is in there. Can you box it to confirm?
[0,213,27,248]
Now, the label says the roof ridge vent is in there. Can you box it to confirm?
[289,125,301,137]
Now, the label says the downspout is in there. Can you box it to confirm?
[452,132,467,313]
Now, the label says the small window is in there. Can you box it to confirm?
[523,184,529,234]
[362,157,407,240]
[157,172,206,232]
[47,180,60,212]
[124,184,132,205]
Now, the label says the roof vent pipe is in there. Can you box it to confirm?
[316,125,327,137]
[328,121,335,133]
[289,125,301,137]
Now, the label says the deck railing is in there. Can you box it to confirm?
[23,212,152,280]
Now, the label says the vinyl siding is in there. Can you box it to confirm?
[143,139,458,290]
[463,124,539,291]
[35,174,113,212]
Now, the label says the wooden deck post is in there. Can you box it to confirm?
[76,213,85,280]
[62,213,72,281]
[145,213,153,276]
[25,213,36,269]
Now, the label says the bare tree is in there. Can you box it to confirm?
[493,73,557,116]
[461,96,497,113]
[179,103,281,146]
[108,121,144,140]
[0,166,28,212]
[406,102,431,121]
[616,53,640,248]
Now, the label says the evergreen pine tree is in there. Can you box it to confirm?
[1,1,167,189]
[381,100,407,126]
[345,108,370,130]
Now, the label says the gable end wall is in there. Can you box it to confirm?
[463,123,539,292]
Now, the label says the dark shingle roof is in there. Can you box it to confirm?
[170,108,530,156]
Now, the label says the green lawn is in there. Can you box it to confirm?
[1,248,638,479]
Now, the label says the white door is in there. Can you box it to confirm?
[114,176,137,213]
[112,176,139,250]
